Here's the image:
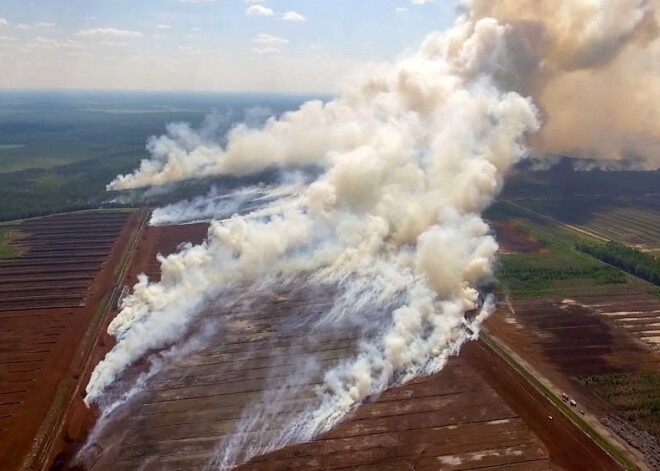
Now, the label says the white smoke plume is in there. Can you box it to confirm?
[149,183,302,226]
[108,0,659,190]
[84,0,659,468]
[88,15,539,402]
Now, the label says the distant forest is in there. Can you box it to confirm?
[0,153,139,221]
[0,91,317,221]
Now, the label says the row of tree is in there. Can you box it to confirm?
[499,263,626,285]
[576,241,660,286]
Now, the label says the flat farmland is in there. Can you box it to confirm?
[488,296,660,379]
[512,197,660,250]
[0,210,146,471]
[77,288,560,471]
[486,201,657,299]
[52,222,632,471]
[487,294,660,468]
[588,296,660,349]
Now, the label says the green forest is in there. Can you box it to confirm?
[576,241,660,286]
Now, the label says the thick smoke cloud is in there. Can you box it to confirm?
[88,16,539,409]
[109,0,659,191]
[84,0,659,468]
[466,0,660,167]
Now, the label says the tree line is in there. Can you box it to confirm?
[576,241,660,286]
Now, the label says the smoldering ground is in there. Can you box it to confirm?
[79,0,660,469]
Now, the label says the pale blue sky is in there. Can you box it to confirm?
[0,0,458,92]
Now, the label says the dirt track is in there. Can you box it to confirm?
[487,295,660,468]
[0,210,144,471]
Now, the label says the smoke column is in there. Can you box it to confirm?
[466,0,660,168]
[85,0,659,468]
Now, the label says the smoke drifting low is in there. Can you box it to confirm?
[85,0,659,468]
[149,183,302,226]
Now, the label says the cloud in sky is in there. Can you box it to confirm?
[178,45,201,54]
[396,7,408,13]
[0,0,459,92]
[76,28,143,38]
[246,5,274,17]
[29,36,82,50]
[252,33,288,45]
[251,47,281,55]
[282,11,306,22]
[411,0,436,4]
[100,41,129,47]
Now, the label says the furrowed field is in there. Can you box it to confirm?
[486,201,657,299]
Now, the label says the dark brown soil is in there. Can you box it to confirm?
[491,220,547,254]
[47,222,639,471]
[487,294,660,468]
[0,210,145,471]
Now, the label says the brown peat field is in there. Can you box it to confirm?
[2,171,660,471]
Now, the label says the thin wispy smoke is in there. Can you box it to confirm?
[84,0,659,469]
[149,183,302,226]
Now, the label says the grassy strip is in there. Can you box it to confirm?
[113,209,144,278]
[76,294,111,368]
[22,377,76,470]
[481,332,638,470]
[0,227,19,259]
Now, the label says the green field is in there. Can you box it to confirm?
[0,227,19,259]
[486,202,656,298]
[0,102,204,174]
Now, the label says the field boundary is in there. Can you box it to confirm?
[25,209,150,471]
[505,200,610,242]
[480,330,640,470]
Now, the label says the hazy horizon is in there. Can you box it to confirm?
[0,0,458,93]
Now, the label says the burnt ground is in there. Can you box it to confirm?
[74,294,556,471]
[487,295,660,468]
[46,222,634,471]
[0,210,146,471]
[488,297,660,378]
[490,220,547,254]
